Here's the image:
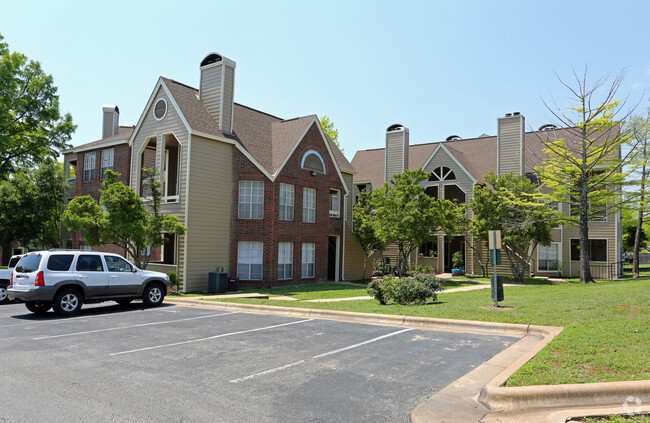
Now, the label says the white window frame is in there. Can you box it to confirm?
[329,189,340,218]
[537,242,560,272]
[303,187,316,223]
[100,148,114,180]
[279,184,294,221]
[238,181,264,219]
[83,152,96,182]
[237,241,263,280]
[301,243,315,278]
[277,242,293,280]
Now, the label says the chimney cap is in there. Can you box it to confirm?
[386,123,406,132]
[102,105,119,114]
[200,52,236,69]
[505,113,512,117]
[513,112,521,116]
[445,135,462,141]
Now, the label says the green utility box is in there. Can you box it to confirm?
[490,276,504,302]
[208,272,228,293]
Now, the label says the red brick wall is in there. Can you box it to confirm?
[230,122,345,288]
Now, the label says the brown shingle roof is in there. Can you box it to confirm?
[66,125,134,153]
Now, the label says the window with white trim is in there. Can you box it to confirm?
[83,152,96,182]
[329,189,340,217]
[239,181,264,219]
[100,148,114,180]
[279,184,294,221]
[277,242,293,280]
[303,187,316,223]
[237,241,263,280]
[570,239,608,262]
[537,242,560,271]
[301,243,315,278]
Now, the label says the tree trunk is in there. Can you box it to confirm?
[633,161,646,278]
[579,213,594,283]
[361,252,368,281]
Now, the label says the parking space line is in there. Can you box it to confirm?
[109,319,314,356]
[33,312,238,340]
[0,306,183,329]
[229,328,413,383]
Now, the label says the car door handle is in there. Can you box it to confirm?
[76,274,87,279]
[110,275,119,278]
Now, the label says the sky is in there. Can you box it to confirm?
[2,0,649,162]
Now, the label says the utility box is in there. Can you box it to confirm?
[208,272,228,293]
[227,277,240,292]
[490,276,504,302]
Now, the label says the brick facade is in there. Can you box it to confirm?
[230,123,345,288]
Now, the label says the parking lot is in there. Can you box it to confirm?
[1,301,518,422]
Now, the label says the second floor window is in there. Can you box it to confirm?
[101,148,114,180]
[83,152,96,182]
[239,181,264,219]
[329,189,340,218]
[279,184,294,221]
[303,187,316,223]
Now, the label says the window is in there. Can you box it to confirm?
[301,150,325,174]
[237,241,263,280]
[83,152,96,182]
[301,243,315,278]
[537,243,560,271]
[420,237,438,257]
[79,243,92,252]
[429,167,455,181]
[329,189,340,217]
[239,181,264,219]
[47,255,75,271]
[303,187,316,223]
[105,256,133,272]
[570,239,608,262]
[76,255,104,272]
[101,148,114,179]
[279,184,294,221]
[425,186,438,198]
[278,242,293,280]
[444,185,466,204]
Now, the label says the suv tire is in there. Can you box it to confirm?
[0,283,9,304]
[53,288,83,316]
[25,301,51,314]
[142,283,164,307]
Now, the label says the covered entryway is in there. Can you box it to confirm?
[444,236,465,272]
[328,236,339,281]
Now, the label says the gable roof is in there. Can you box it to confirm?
[159,78,354,177]
[63,125,134,154]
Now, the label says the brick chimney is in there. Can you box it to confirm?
[385,124,409,182]
[199,53,236,134]
[102,105,119,138]
[497,112,525,175]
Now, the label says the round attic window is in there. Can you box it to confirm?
[154,99,167,120]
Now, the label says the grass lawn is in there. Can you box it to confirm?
[208,278,650,387]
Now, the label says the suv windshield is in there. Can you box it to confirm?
[8,256,21,268]
[15,254,42,273]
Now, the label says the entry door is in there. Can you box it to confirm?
[328,236,338,281]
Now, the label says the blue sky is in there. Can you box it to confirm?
[2,0,649,160]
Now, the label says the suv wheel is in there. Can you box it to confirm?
[142,283,164,307]
[25,301,51,314]
[0,284,9,304]
[53,288,83,316]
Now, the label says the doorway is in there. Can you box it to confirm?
[328,236,339,281]
[444,236,465,272]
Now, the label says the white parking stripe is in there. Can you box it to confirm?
[230,328,413,383]
[109,319,314,356]
[33,312,238,340]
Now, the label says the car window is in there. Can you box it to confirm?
[47,255,75,271]
[8,256,21,268]
[76,255,105,272]
[15,254,42,273]
[104,256,133,273]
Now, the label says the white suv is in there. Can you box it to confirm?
[7,250,171,316]
[0,254,24,304]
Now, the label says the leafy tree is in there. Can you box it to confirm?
[63,169,186,269]
[371,168,462,276]
[471,171,556,282]
[352,190,385,281]
[0,34,75,180]
[320,115,343,152]
[0,160,66,250]
[623,111,650,277]
[622,206,649,253]
[535,70,633,283]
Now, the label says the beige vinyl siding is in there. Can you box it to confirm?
[561,219,618,278]
[422,147,475,206]
[497,116,524,175]
[341,172,354,226]
[222,65,235,133]
[184,135,233,292]
[200,65,223,128]
[385,131,408,182]
[343,224,373,281]
[130,86,189,277]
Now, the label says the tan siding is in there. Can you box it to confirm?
[385,131,406,181]
[343,224,373,281]
[222,65,235,133]
[200,66,223,127]
[342,173,354,226]
[184,135,233,292]
[422,147,474,206]
[497,116,524,175]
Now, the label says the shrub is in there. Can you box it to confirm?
[367,273,444,305]
[168,271,181,293]
[366,278,386,304]
[452,251,464,269]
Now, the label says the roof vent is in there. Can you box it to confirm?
[387,124,405,132]
[445,135,461,141]
[538,124,557,131]
[505,113,513,117]
[513,112,521,116]
[200,53,223,67]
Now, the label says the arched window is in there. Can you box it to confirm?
[301,150,326,174]
[428,166,455,181]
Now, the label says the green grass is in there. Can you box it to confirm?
[459,275,558,285]
[579,415,650,423]
[209,278,650,387]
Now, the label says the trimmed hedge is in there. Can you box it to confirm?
[367,273,444,305]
